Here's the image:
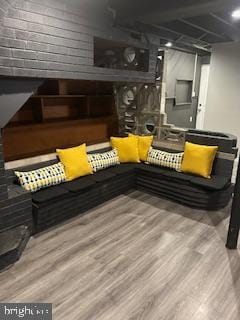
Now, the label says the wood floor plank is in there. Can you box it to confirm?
[0,191,239,320]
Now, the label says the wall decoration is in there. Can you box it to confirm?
[115,81,187,145]
[138,85,161,113]
[114,48,187,146]
[123,47,137,64]
[115,85,138,134]
[94,37,149,72]
[122,88,136,105]
[145,117,156,134]
[159,127,186,143]
[115,83,163,136]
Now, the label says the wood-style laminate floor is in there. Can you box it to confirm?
[0,190,240,320]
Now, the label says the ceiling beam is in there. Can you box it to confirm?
[179,18,226,40]
[209,13,240,41]
[133,22,211,54]
[210,13,240,32]
[150,23,210,47]
[115,0,240,25]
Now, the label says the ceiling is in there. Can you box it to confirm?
[108,0,240,54]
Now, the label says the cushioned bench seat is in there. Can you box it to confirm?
[8,129,237,234]
[32,163,231,212]
[62,176,96,193]
[135,163,232,209]
[32,166,136,232]
[190,175,230,191]
[32,185,69,204]
[18,160,232,233]
[109,163,136,175]
[136,163,167,175]
[162,170,193,182]
[136,163,193,181]
[91,170,116,182]
[136,163,230,190]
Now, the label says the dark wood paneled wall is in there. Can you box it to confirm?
[3,117,118,161]
[0,0,157,82]
[2,79,119,161]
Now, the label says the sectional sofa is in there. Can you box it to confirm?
[7,130,238,234]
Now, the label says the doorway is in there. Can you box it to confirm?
[196,64,210,129]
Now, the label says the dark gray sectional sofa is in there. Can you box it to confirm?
[6,130,238,234]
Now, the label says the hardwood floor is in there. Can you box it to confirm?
[0,190,240,320]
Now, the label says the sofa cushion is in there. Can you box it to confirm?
[162,170,193,182]
[91,170,116,182]
[190,175,230,191]
[62,177,96,193]
[32,185,69,204]
[136,163,167,175]
[110,163,136,175]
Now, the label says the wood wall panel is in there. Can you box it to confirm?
[2,79,119,161]
[3,117,118,161]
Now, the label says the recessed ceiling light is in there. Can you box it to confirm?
[232,8,240,19]
[165,42,173,47]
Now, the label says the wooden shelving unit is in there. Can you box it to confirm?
[3,79,119,161]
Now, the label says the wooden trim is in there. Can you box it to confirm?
[5,141,111,170]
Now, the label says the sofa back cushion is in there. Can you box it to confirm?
[88,149,120,172]
[15,162,66,192]
[147,148,183,172]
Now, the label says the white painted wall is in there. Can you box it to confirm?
[204,42,240,145]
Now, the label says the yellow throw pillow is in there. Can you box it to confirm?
[56,144,93,181]
[110,137,140,163]
[181,142,218,179]
[129,134,153,161]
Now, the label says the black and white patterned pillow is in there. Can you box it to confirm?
[88,149,120,172]
[15,162,66,192]
[147,148,183,172]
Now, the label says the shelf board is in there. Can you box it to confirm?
[32,95,86,98]
[175,102,192,106]
[5,115,117,129]
[31,95,113,98]
[41,116,115,124]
